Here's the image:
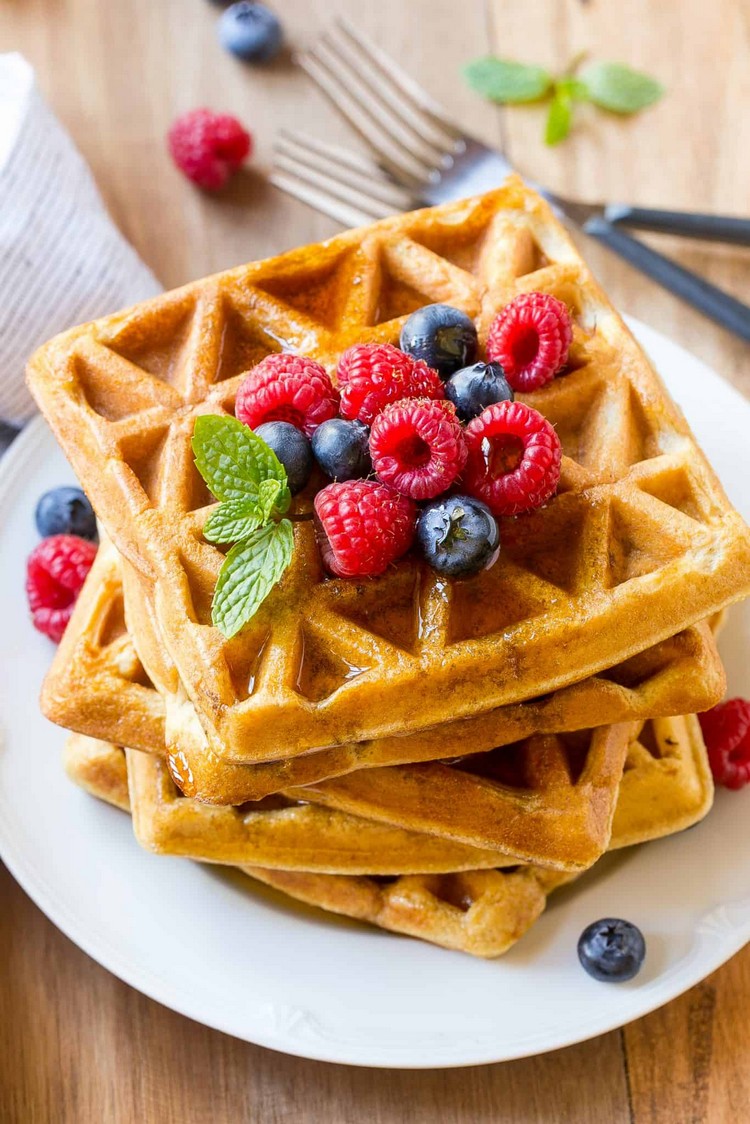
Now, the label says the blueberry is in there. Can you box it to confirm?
[35,487,97,541]
[254,421,312,494]
[416,495,499,578]
[445,361,514,422]
[400,304,478,380]
[577,918,646,983]
[312,418,371,482]
[218,2,282,62]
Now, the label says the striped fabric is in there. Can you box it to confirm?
[0,54,160,426]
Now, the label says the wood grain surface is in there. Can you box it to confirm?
[1,0,749,1120]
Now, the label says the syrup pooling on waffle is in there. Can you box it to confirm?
[29,177,750,764]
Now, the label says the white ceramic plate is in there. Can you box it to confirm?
[1,318,748,1069]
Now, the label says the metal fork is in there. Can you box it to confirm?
[276,18,750,342]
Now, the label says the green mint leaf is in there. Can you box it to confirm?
[463,57,552,104]
[192,415,290,505]
[579,62,663,114]
[203,498,266,545]
[258,478,283,523]
[545,91,573,145]
[556,76,589,101]
[212,520,294,638]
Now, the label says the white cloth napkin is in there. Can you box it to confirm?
[0,54,161,427]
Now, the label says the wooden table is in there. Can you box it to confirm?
[2,1,748,1119]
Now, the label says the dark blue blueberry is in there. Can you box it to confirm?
[445,361,514,422]
[255,421,312,495]
[35,487,97,541]
[218,2,282,62]
[416,495,499,578]
[400,304,478,379]
[312,418,371,482]
[577,918,646,983]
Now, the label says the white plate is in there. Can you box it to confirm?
[1,318,749,1069]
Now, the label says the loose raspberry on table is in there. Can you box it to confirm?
[313,480,416,578]
[699,698,750,790]
[337,343,444,425]
[26,534,97,643]
[486,292,573,392]
[369,398,467,501]
[235,353,339,437]
[168,108,252,191]
[463,401,562,517]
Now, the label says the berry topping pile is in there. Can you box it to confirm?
[577,918,646,983]
[314,481,416,578]
[26,533,97,643]
[400,304,478,379]
[369,399,467,500]
[168,108,252,191]
[463,401,562,516]
[227,293,568,579]
[337,343,444,424]
[487,291,573,392]
[236,353,339,436]
[699,698,750,790]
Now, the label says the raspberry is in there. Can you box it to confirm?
[337,343,444,425]
[167,109,251,191]
[486,292,573,392]
[699,699,750,790]
[463,401,562,517]
[235,353,339,437]
[26,534,97,643]
[314,480,416,578]
[369,398,467,501]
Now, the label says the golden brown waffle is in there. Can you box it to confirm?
[63,733,572,958]
[43,539,725,808]
[62,720,712,957]
[28,177,750,764]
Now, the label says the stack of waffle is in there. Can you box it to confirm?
[28,178,750,957]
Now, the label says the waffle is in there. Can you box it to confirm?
[43,539,725,807]
[28,176,750,764]
[62,721,712,957]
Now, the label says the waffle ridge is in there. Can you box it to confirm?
[29,177,750,764]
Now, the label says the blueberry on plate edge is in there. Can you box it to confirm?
[254,421,312,495]
[400,303,478,380]
[416,494,499,578]
[35,486,98,541]
[577,918,646,983]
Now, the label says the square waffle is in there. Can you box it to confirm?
[43,535,724,809]
[63,721,712,957]
[28,177,750,764]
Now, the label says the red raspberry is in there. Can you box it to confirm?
[236,353,339,437]
[699,699,750,790]
[369,398,467,501]
[314,480,416,578]
[167,109,252,191]
[463,401,562,517]
[486,292,573,392]
[26,534,97,643]
[337,343,444,425]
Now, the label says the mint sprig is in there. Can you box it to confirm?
[192,415,294,638]
[463,54,664,145]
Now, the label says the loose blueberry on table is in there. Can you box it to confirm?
[218,1,283,62]
[577,918,646,983]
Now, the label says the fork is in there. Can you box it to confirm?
[276,18,750,342]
